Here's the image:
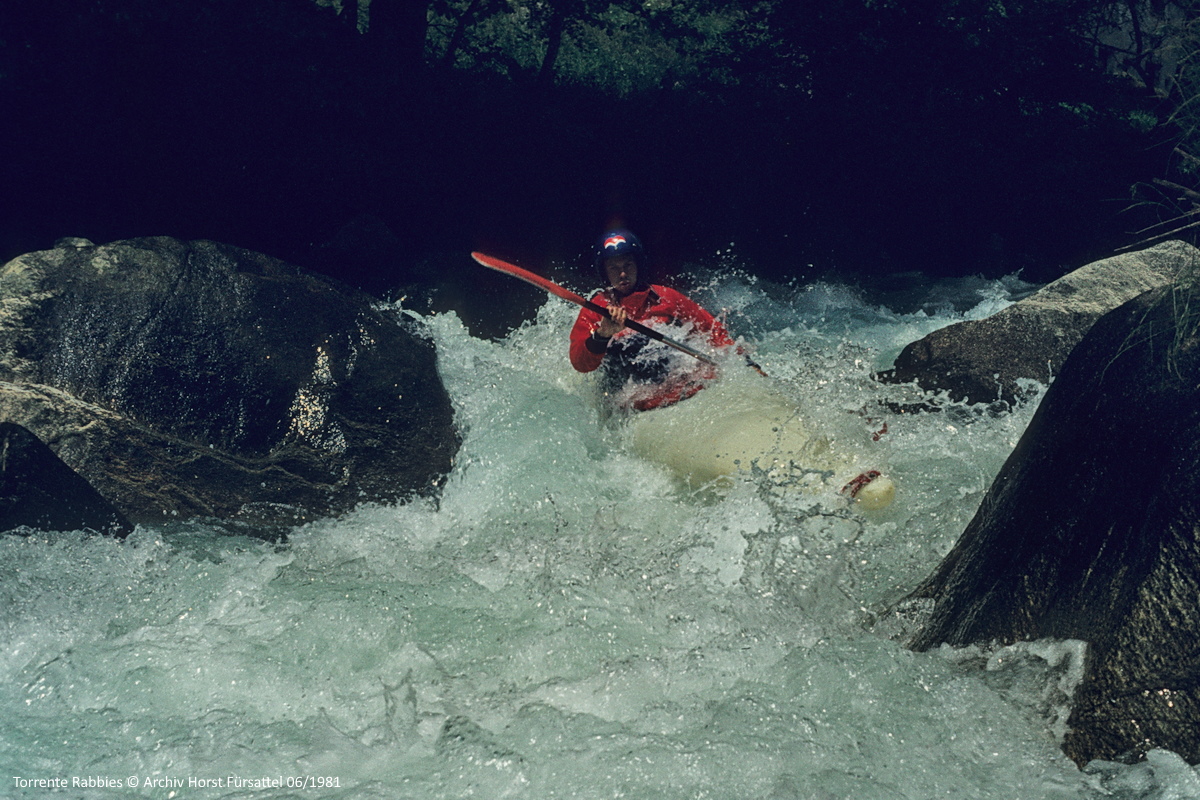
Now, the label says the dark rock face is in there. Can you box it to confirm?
[877,241,1197,405]
[905,281,1200,766]
[0,421,133,537]
[0,237,459,525]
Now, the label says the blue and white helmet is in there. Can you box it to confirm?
[593,229,647,283]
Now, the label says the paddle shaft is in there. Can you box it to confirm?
[471,251,718,366]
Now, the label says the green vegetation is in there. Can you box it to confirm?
[1117,1,1200,251]
[424,1,777,96]
[408,0,1200,255]
[3,0,1200,285]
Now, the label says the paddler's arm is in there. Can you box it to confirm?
[658,285,766,375]
[569,301,628,372]
[596,304,627,337]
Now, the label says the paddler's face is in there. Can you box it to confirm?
[604,256,638,296]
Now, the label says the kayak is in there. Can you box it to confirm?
[623,374,896,509]
[468,251,894,509]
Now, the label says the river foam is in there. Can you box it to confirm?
[2,266,1195,798]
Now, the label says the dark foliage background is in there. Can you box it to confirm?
[1,0,1196,310]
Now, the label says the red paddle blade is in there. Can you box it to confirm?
[471,252,590,308]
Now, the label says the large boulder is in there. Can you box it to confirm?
[904,279,1200,766]
[0,421,133,537]
[877,240,1198,405]
[0,237,459,526]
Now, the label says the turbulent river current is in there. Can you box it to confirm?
[4,263,1199,799]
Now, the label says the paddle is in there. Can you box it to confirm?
[471,251,719,366]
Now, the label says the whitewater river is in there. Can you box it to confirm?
[4,264,1198,799]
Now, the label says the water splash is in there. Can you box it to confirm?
[1,269,1195,798]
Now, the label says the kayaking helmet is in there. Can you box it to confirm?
[593,229,647,284]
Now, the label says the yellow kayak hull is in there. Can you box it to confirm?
[625,377,895,509]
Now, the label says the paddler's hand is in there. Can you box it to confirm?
[596,304,628,338]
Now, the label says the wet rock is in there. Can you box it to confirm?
[0,236,459,526]
[905,280,1200,766]
[0,421,132,537]
[53,236,95,249]
[877,241,1199,405]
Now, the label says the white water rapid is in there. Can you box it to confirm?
[4,264,1198,799]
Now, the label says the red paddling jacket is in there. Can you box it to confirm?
[569,283,733,411]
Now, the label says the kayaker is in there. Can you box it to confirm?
[569,229,735,411]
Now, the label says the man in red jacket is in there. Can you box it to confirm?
[569,229,735,411]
